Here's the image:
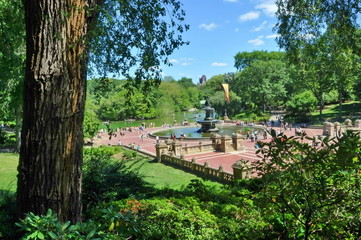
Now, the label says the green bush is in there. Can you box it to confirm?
[82,147,154,211]
[234,110,270,122]
[255,130,361,239]
[0,129,16,147]
[285,90,317,118]
[16,209,120,240]
[96,197,221,240]
[0,190,17,239]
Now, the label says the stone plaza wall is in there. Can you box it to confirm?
[160,153,253,182]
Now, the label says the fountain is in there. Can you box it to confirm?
[197,97,220,133]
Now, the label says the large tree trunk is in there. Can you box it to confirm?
[17,0,96,223]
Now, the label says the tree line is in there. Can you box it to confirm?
[0,0,361,233]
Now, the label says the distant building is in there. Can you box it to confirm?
[199,75,207,85]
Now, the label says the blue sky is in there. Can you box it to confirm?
[161,0,281,82]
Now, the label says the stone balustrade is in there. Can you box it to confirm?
[182,142,214,154]
[160,153,252,182]
[322,119,361,138]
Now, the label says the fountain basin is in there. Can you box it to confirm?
[151,125,262,140]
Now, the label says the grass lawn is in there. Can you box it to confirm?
[0,151,222,194]
[310,101,361,124]
[0,153,18,192]
[116,153,222,190]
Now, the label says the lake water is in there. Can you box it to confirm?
[99,111,206,129]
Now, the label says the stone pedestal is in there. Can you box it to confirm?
[171,140,182,156]
[211,133,222,151]
[232,160,252,179]
[323,122,334,136]
[220,135,232,153]
[334,122,342,136]
[355,119,361,128]
[232,133,244,151]
[344,119,353,127]
[155,142,168,162]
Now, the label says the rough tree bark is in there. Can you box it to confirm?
[17,0,99,223]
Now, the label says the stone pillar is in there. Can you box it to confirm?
[172,140,182,156]
[232,159,252,179]
[344,119,353,128]
[155,142,168,162]
[323,122,334,136]
[232,133,244,151]
[334,122,342,137]
[220,135,232,152]
[184,143,189,154]
[355,119,361,128]
[218,165,225,180]
[191,157,196,171]
[199,141,203,152]
[211,133,221,151]
[204,161,210,175]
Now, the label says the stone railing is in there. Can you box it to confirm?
[160,153,252,182]
[182,142,214,154]
[323,119,361,138]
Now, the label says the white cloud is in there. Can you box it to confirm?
[235,28,239,32]
[211,62,228,67]
[180,57,195,61]
[239,11,260,22]
[253,20,268,31]
[266,34,279,38]
[224,0,238,2]
[255,1,277,16]
[248,35,265,46]
[168,59,179,64]
[199,23,218,31]
[167,58,194,66]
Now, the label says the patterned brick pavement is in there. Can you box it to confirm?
[93,124,323,174]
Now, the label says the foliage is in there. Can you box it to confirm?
[16,209,116,240]
[207,91,241,118]
[0,0,25,121]
[285,90,317,118]
[234,110,270,122]
[178,77,196,88]
[0,190,17,239]
[233,57,291,112]
[200,74,225,96]
[82,147,154,211]
[234,50,285,71]
[89,0,189,86]
[275,0,360,59]
[87,78,202,121]
[275,1,361,117]
[83,108,100,139]
[100,198,221,239]
[255,130,361,239]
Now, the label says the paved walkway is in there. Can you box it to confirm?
[93,124,323,174]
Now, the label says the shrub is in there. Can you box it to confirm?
[285,91,317,118]
[96,198,221,240]
[82,147,154,211]
[255,130,361,239]
[0,190,17,239]
[16,209,119,240]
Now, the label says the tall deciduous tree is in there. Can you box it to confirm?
[234,50,284,71]
[234,59,290,112]
[0,0,25,151]
[275,1,361,118]
[17,0,188,223]
[275,0,360,59]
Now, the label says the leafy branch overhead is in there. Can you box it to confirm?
[89,0,189,86]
